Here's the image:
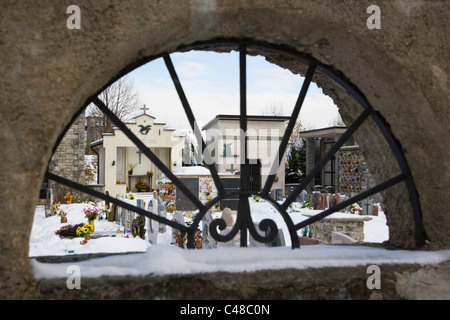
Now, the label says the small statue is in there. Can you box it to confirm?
[131,215,146,239]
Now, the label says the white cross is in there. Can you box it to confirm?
[141,104,149,114]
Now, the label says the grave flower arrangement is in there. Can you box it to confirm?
[76,224,93,236]
[135,177,151,192]
[98,204,111,220]
[76,223,93,244]
[63,191,77,204]
[126,193,135,200]
[251,195,261,203]
[56,207,68,223]
[349,203,361,214]
[83,206,100,221]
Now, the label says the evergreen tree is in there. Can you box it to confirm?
[285,138,306,183]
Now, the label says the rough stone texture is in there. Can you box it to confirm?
[0,0,449,298]
[48,111,86,201]
[309,216,371,244]
[34,261,450,300]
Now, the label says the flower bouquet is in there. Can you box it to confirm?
[56,206,68,223]
[99,204,112,220]
[83,206,100,221]
[76,223,93,244]
[349,203,361,214]
[63,191,77,204]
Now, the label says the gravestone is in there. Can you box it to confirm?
[275,189,283,201]
[171,211,185,248]
[361,199,373,216]
[331,232,357,244]
[175,177,199,211]
[298,190,310,203]
[328,193,342,209]
[266,229,285,247]
[201,210,217,249]
[145,198,159,244]
[314,193,326,210]
[115,194,122,226]
[249,223,285,247]
[157,195,167,232]
[249,223,266,248]
[122,209,129,233]
[217,207,236,247]
[45,188,54,217]
[372,204,379,216]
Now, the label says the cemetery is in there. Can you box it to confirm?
[2,1,449,300]
[31,177,388,259]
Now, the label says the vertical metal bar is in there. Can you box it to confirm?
[239,44,249,191]
[261,63,317,196]
[163,53,226,197]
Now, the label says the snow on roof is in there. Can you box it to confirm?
[172,166,211,175]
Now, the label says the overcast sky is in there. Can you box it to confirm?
[127,50,341,131]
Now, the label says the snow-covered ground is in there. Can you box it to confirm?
[29,197,450,279]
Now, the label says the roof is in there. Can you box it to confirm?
[202,114,291,131]
[299,126,347,138]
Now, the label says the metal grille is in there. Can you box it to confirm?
[45,39,426,249]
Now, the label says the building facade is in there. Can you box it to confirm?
[92,112,184,196]
[202,114,289,194]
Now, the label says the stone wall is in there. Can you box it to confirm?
[0,1,449,299]
[48,111,86,201]
[310,216,372,244]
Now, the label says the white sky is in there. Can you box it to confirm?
[127,50,341,130]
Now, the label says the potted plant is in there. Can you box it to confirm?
[128,163,137,175]
[57,208,68,223]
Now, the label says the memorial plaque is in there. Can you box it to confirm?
[175,178,199,211]
[220,178,240,210]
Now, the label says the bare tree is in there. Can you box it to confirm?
[87,75,141,134]
[260,103,286,116]
[329,114,346,127]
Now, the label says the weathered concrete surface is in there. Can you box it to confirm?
[35,261,450,300]
[0,1,449,298]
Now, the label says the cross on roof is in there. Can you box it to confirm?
[140,104,149,114]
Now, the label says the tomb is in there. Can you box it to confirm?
[91,107,185,196]
[302,212,372,244]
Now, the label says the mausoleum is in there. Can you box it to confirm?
[203,114,289,194]
[92,109,185,196]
